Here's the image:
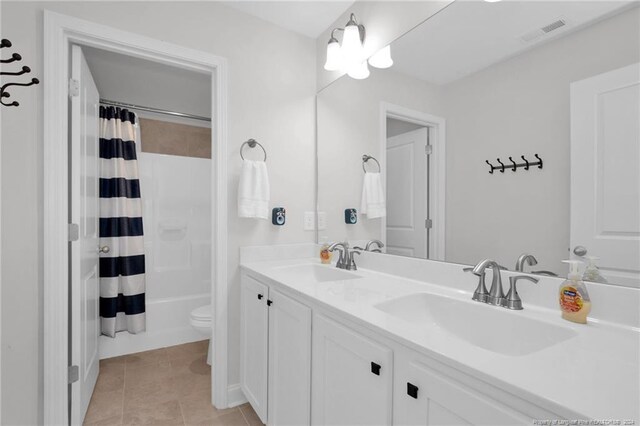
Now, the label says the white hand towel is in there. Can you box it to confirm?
[361,172,386,219]
[238,160,270,219]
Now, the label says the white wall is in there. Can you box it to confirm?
[442,6,640,273]
[0,2,316,424]
[315,1,453,90]
[317,68,443,244]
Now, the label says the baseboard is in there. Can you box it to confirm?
[227,383,248,408]
[99,326,204,359]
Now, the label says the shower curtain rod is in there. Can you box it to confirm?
[99,98,211,122]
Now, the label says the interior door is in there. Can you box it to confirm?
[570,63,640,287]
[386,127,429,258]
[70,44,101,424]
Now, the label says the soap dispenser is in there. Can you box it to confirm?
[559,260,591,324]
[582,256,607,283]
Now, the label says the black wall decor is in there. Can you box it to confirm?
[485,154,543,174]
[1,39,39,107]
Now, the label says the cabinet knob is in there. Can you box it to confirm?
[267,299,273,306]
[370,362,381,376]
[257,294,264,300]
[407,382,419,399]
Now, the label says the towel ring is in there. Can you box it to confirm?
[240,139,267,161]
[362,154,381,173]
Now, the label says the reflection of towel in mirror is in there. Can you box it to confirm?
[361,172,386,218]
[238,160,270,219]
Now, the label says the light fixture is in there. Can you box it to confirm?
[324,13,376,79]
[323,35,342,71]
[368,45,393,69]
[347,61,370,80]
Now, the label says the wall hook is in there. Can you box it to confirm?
[508,156,517,172]
[0,39,39,107]
[534,153,543,169]
[521,155,530,170]
[496,158,505,173]
[485,160,494,174]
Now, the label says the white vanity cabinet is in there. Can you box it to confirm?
[393,349,531,425]
[311,314,393,425]
[240,274,312,425]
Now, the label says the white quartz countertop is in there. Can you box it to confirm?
[240,257,640,422]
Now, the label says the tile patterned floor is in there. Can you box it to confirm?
[84,340,263,426]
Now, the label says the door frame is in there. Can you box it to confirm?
[379,102,446,261]
[43,11,229,424]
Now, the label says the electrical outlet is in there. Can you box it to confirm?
[317,211,327,230]
[304,211,315,231]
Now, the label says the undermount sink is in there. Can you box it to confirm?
[272,264,361,283]
[376,293,577,356]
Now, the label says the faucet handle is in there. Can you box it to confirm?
[502,275,539,310]
[463,267,489,303]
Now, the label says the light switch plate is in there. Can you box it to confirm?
[303,211,315,231]
[317,211,327,231]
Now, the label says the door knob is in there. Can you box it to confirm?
[573,246,587,257]
[99,246,110,254]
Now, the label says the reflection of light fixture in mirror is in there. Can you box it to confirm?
[323,36,342,71]
[324,13,368,78]
[368,45,393,69]
[347,61,370,80]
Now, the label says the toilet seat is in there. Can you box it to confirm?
[190,305,212,322]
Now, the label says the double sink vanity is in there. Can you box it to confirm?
[239,243,640,425]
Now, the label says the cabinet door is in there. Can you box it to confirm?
[267,289,312,426]
[240,275,269,423]
[312,314,393,426]
[394,353,530,426]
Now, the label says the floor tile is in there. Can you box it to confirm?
[83,414,123,426]
[123,378,179,412]
[125,348,169,367]
[125,359,174,389]
[166,340,208,361]
[122,400,184,425]
[207,410,248,426]
[238,403,263,426]
[179,392,238,426]
[95,363,125,394]
[84,389,124,424]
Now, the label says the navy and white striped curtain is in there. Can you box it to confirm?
[99,106,146,337]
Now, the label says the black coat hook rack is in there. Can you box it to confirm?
[1,39,39,107]
[486,154,543,174]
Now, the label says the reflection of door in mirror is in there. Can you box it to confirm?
[386,124,429,258]
[570,63,640,287]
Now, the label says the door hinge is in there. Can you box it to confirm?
[68,223,79,242]
[68,365,79,384]
[425,219,432,229]
[425,145,433,155]
[68,78,80,97]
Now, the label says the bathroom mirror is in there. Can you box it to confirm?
[316,1,640,287]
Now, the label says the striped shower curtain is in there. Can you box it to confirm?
[99,106,146,337]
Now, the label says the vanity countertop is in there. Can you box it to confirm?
[240,257,640,422]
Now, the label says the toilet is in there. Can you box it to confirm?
[190,304,213,365]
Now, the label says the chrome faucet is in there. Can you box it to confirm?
[354,240,385,253]
[472,259,505,306]
[515,253,538,272]
[502,275,539,310]
[328,242,361,270]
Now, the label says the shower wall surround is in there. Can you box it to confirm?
[99,118,212,358]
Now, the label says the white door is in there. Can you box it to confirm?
[386,127,429,258]
[570,63,640,287]
[70,45,101,424]
[311,314,393,426]
[240,275,269,423]
[393,352,530,425]
[267,289,311,426]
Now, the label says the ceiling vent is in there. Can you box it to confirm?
[521,17,568,43]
